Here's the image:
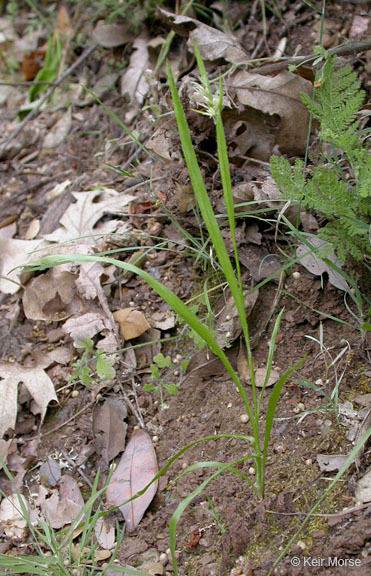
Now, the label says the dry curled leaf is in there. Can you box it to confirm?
[296,237,348,291]
[113,308,151,340]
[215,290,259,348]
[22,268,77,321]
[106,429,158,531]
[35,475,84,529]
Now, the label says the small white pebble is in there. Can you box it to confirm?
[129,301,135,307]
[227,402,232,408]
[305,458,313,467]
[160,552,168,564]
[292,271,301,279]
[166,548,171,556]
[71,390,79,398]
[248,467,255,475]
[181,462,188,469]
[297,402,305,411]
[152,435,159,442]
[172,358,178,364]
[225,315,231,321]
[240,414,249,423]
[175,354,182,360]
[173,370,179,377]
[63,559,71,567]
[315,378,323,386]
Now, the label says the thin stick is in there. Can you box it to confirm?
[266,502,370,518]
[248,40,371,75]
[2,43,98,149]
[40,401,94,437]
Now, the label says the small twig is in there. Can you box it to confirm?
[60,449,95,492]
[40,401,94,437]
[2,43,98,148]
[119,377,145,429]
[0,81,56,86]
[248,40,371,75]
[266,502,370,518]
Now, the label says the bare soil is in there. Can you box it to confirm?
[0,2,370,575]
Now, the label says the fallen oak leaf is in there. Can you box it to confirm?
[106,429,158,531]
[0,361,58,438]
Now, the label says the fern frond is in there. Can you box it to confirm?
[270,54,370,263]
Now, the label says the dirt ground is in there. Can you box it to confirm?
[0,1,370,575]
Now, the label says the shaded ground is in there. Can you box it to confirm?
[0,2,370,575]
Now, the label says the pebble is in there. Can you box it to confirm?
[71,390,79,398]
[292,271,301,279]
[296,540,307,550]
[305,458,313,467]
[240,414,249,423]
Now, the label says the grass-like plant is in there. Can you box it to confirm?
[20,46,303,574]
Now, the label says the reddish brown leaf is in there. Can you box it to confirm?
[106,430,158,531]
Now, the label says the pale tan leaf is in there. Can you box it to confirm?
[36,475,84,529]
[227,70,312,158]
[120,36,149,106]
[94,516,116,550]
[24,218,40,240]
[0,361,58,438]
[43,189,134,243]
[22,268,77,321]
[62,312,111,342]
[0,494,28,538]
[92,21,133,48]
[296,237,348,291]
[254,367,280,388]
[44,109,72,149]
[113,308,151,340]
[106,429,159,531]
[215,290,259,348]
[355,469,371,503]
[158,9,247,64]
[0,237,44,294]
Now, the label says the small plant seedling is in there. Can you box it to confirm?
[143,352,189,406]
[69,335,115,387]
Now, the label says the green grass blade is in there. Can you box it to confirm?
[262,355,306,488]
[81,86,150,157]
[167,62,256,399]
[26,251,255,421]
[169,454,257,576]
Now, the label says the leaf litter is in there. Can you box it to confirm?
[0,2,370,574]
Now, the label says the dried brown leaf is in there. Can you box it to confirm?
[106,429,158,531]
[22,268,77,321]
[93,398,127,464]
[113,308,151,340]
